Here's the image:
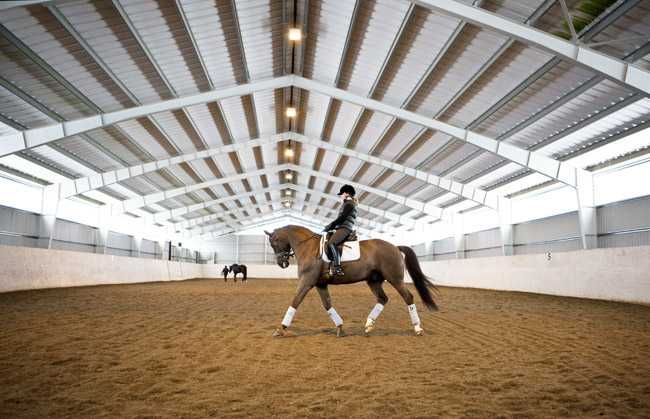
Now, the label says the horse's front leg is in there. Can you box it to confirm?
[273,276,316,337]
[316,285,345,337]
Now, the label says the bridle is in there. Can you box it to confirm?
[274,232,321,267]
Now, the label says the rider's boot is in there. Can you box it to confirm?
[328,244,344,276]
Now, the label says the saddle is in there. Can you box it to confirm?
[320,232,360,263]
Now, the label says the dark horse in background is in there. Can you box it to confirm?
[265,225,438,337]
[228,264,248,283]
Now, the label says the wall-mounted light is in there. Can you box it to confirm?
[288,28,302,41]
[283,201,291,208]
[285,190,292,197]
[285,171,293,181]
[286,107,297,118]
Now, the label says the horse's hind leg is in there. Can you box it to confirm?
[389,280,424,336]
[365,273,388,335]
[316,285,345,337]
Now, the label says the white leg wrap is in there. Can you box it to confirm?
[327,307,343,327]
[408,303,421,326]
[281,306,297,328]
[368,303,384,321]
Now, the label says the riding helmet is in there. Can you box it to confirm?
[337,184,356,197]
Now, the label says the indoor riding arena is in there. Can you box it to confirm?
[1,0,649,418]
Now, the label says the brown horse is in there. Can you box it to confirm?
[265,225,437,337]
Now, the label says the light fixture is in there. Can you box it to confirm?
[285,190,292,196]
[285,171,293,181]
[284,143,294,158]
[283,201,291,207]
[288,28,302,41]
[286,107,297,118]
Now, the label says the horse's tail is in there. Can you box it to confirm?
[398,246,438,311]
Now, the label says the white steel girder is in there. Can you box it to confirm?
[2,75,581,188]
[200,212,315,240]
[287,184,439,232]
[414,0,650,95]
[285,164,448,220]
[111,164,290,216]
[109,161,443,229]
[48,131,503,209]
[49,133,287,200]
[0,76,293,157]
[188,202,381,238]
[292,76,584,187]
[165,183,416,233]
[198,210,377,240]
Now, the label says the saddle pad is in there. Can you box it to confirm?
[321,238,361,263]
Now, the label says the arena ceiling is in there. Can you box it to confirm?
[0,0,649,240]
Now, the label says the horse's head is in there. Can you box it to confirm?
[265,228,292,269]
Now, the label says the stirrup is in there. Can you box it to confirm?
[332,266,344,276]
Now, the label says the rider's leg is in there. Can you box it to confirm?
[326,228,349,275]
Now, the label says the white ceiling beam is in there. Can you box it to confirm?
[191,201,381,238]
[196,205,379,239]
[49,130,503,209]
[49,133,287,200]
[200,211,321,239]
[294,133,500,209]
[288,184,439,232]
[163,180,423,233]
[414,0,650,95]
[293,76,582,188]
[0,76,294,157]
[111,164,289,216]
[285,163,447,220]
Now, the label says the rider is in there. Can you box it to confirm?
[323,184,358,276]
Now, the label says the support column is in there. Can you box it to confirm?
[37,215,56,249]
[498,197,514,256]
[95,208,110,254]
[133,235,143,257]
[453,214,465,259]
[96,225,109,254]
[37,185,59,249]
[263,234,268,264]
[158,240,166,260]
[235,235,240,263]
[576,171,598,249]
[424,241,434,261]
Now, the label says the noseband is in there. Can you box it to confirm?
[276,249,295,266]
[274,232,320,267]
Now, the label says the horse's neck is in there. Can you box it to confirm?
[286,226,319,265]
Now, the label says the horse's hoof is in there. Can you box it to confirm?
[272,328,286,337]
[364,319,375,336]
[336,326,346,337]
[414,325,424,336]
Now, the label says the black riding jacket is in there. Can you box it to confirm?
[325,198,357,231]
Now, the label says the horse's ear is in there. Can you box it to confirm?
[264,230,272,237]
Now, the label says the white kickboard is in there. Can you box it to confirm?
[321,240,360,263]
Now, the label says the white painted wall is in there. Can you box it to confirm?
[2,244,649,306]
[0,245,296,293]
[420,245,650,305]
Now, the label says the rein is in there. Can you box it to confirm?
[279,232,321,261]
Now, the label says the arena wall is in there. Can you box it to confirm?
[0,245,296,293]
[420,245,650,305]
[1,243,648,304]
